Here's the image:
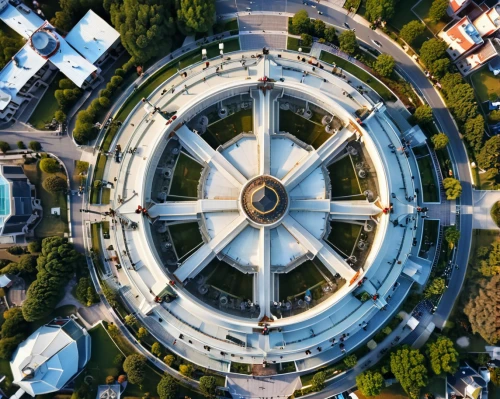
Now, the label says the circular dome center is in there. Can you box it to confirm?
[241,176,288,225]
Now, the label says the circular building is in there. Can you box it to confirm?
[102,49,421,378]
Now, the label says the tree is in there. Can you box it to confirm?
[16,141,26,149]
[443,178,462,200]
[489,109,500,123]
[157,375,178,399]
[114,353,125,367]
[356,370,384,397]
[99,97,110,108]
[424,277,446,298]
[27,240,41,254]
[90,99,102,113]
[365,0,395,22]
[0,141,10,154]
[199,376,217,398]
[431,133,449,150]
[390,347,428,399]
[464,275,500,344]
[426,336,458,375]
[414,105,433,125]
[430,58,450,79]
[29,141,42,152]
[110,0,176,64]
[176,0,215,34]
[343,354,357,368]
[400,20,425,44]
[491,367,500,386]
[75,277,99,306]
[44,176,67,193]
[292,10,310,34]
[311,371,327,391]
[324,27,338,44]
[163,354,175,366]
[54,110,67,123]
[123,354,147,385]
[374,54,395,77]
[179,363,194,377]
[419,39,448,68]
[6,245,23,255]
[0,334,25,359]
[313,19,326,38]
[444,226,460,248]
[339,30,358,55]
[1,308,29,339]
[429,0,449,22]
[108,323,120,338]
[125,314,138,327]
[2,254,38,275]
[464,114,484,152]
[477,239,500,276]
[301,33,313,47]
[446,83,478,123]
[137,327,148,340]
[151,342,162,357]
[39,158,60,173]
[477,136,500,170]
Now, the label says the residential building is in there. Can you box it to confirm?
[456,38,500,75]
[0,165,40,242]
[10,317,91,398]
[447,363,489,399]
[447,0,473,16]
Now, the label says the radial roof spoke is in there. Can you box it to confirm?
[175,125,248,188]
[329,200,382,221]
[257,227,272,319]
[281,127,354,191]
[174,214,249,282]
[148,200,239,220]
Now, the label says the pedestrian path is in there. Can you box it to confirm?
[472,190,499,230]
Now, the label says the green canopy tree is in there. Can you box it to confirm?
[199,376,217,398]
[175,0,215,34]
[109,0,176,64]
[464,275,500,344]
[374,54,395,77]
[431,133,449,150]
[356,370,384,397]
[429,0,449,22]
[40,158,60,174]
[464,114,484,152]
[291,10,310,34]
[444,226,460,248]
[430,58,450,79]
[343,354,358,368]
[123,354,147,385]
[311,371,327,391]
[339,30,358,55]
[477,239,500,276]
[313,19,326,38]
[324,27,338,44]
[419,39,448,67]
[1,308,29,339]
[400,21,425,44]
[301,33,313,47]
[390,347,428,399]
[424,277,446,298]
[414,105,433,125]
[157,375,178,399]
[442,178,462,200]
[477,136,500,170]
[426,336,459,375]
[151,342,162,357]
[365,0,395,22]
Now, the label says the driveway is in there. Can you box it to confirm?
[472,190,499,230]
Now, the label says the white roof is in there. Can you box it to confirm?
[0,89,10,110]
[0,274,12,287]
[49,31,97,87]
[0,2,44,39]
[227,374,302,398]
[0,46,47,110]
[10,319,89,397]
[65,10,120,64]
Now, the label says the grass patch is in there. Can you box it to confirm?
[23,162,68,237]
[416,155,439,202]
[279,110,332,149]
[28,74,62,130]
[326,221,361,256]
[169,222,203,259]
[205,258,254,299]
[287,36,311,53]
[170,153,203,198]
[90,154,107,204]
[419,219,440,258]
[413,0,451,35]
[319,51,395,102]
[328,155,362,198]
[205,108,253,147]
[101,187,111,205]
[279,260,325,300]
[470,65,500,103]
[222,18,239,32]
[388,0,420,31]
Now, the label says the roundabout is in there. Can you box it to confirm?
[96,45,429,382]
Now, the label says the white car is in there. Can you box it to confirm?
[371,39,382,48]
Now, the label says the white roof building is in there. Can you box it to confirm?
[65,10,121,64]
[10,318,91,397]
[0,0,43,39]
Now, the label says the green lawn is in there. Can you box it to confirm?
[413,0,451,35]
[279,261,325,300]
[319,51,396,101]
[205,108,253,147]
[326,221,361,257]
[23,162,68,237]
[205,258,254,299]
[28,74,62,130]
[169,222,203,259]
[419,219,440,258]
[170,153,203,198]
[86,324,122,386]
[222,18,239,32]
[470,65,500,102]
[90,154,108,204]
[328,155,362,198]
[279,110,332,149]
[91,223,106,276]
[101,187,111,205]
[287,36,311,53]
[416,155,439,202]
[388,0,420,31]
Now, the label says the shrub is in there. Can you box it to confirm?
[179,363,194,377]
[39,158,60,173]
[29,141,42,152]
[311,371,326,391]
[6,246,24,255]
[0,141,10,153]
[54,110,67,123]
[27,240,41,254]
[75,161,89,175]
[44,176,67,193]
[157,375,178,399]
[99,97,111,108]
[301,33,313,47]
[100,89,112,98]
[115,68,126,77]
[123,354,147,385]
[111,76,124,87]
[163,354,175,366]
[16,141,26,149]
[199,376,217,398]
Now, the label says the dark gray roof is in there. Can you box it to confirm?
[252,186,277,213]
